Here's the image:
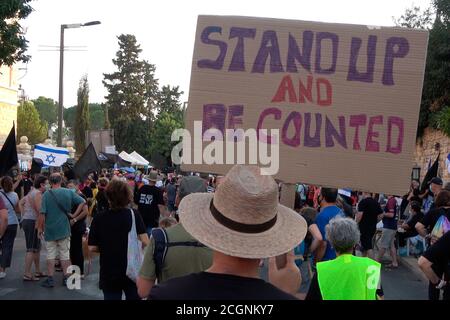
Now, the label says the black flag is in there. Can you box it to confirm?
[420,153,440,194]
[150,152,168,170]
[73,143,102,180]
[0,123,18,176]
[98,152,117,169]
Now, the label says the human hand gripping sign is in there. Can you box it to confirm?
[268,250,301,296]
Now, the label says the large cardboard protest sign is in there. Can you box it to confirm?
[182,15,428,195]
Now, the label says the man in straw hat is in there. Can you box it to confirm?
[149,165,307,300]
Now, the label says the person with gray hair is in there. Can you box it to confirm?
[326,216,361,253]
[306,217,384,300]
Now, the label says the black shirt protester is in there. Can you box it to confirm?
[405,212,424,233]
[421,207,450,232]
[72,192,87,233]
[95,189,110,215]
[134,185,164,229]
[358,197,383,234]
[88,209,146,290]
[15,178,33,197]
[149,272,297,300]
[14,178,33,198]
[82,185,93,199]
[422,231,450,276]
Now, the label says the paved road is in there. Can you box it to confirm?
[0,231,428,300]
[0,230,102,300]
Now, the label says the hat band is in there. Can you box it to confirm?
[209,199,277,234]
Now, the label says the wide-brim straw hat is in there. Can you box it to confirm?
[179,165,307,259]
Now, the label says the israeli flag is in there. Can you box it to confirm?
[34,144,69,167]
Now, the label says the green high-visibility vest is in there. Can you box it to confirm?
[317,254,381,300]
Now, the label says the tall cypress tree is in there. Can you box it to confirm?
[74,75,90,154]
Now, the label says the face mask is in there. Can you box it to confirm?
[45,184,50,191]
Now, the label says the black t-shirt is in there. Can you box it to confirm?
[149,272,297,300]
[406,212,424,230]
[82,186,93,199]
[357,198,383,234]
[134,185,164,228]
[88,208,146,290]
[23,179,33,196]
[421,207,450,232]
[14,179,33,197]
[95,189,109,214]
[71,192,87,234]
[423,231,450,277]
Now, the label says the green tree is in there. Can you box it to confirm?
[157,85,184,114]
[115,118,152,158]
[74,75,90,154]
[63,106,76,129]
[17,100,48,145]
[396,1,450,137]
[393,6,433,29]
[88,103,105,130]
[0,0,33,66]
[33,96,57,126]
[103,34,159,154]
[64,103,105,130]
[149,108,184,165]
[429,106,450,136]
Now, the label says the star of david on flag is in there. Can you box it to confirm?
[34,144,69,167]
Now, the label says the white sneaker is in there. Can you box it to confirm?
[0,272,6,279]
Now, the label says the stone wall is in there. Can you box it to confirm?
[414,127,450,183]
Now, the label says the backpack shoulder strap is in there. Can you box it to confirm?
[151,227,169,277]
[48,190,71,219]
[166,241,206,248]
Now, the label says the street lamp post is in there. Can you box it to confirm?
[57,21,101,147]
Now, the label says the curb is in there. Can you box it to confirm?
[398,255,428,283]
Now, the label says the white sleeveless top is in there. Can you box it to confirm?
[22,189,40,221]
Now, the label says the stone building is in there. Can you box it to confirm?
[0,65,19,147]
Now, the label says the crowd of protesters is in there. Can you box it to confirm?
[0,164,449,300]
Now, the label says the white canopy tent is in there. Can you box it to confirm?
[130,151,151,167]
[118,151,147,166]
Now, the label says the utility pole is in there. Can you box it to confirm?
[56,21,101,147]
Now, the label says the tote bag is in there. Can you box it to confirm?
[126,209,144,282]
